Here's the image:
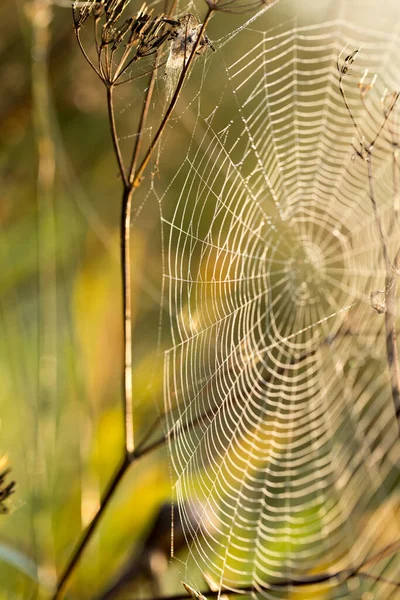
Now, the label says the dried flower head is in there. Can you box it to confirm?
[72,0,95,28]
[73,1,183,85]
[0,469,15,514]
[203,0,279,14]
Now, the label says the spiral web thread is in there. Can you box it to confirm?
[159,17,400,600]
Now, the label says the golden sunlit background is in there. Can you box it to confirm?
[2,0,400,598]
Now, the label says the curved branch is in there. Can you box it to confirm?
[131,8,215,187]
[138,540,400,600]
[107,85,128,187]
[52,455,131,600]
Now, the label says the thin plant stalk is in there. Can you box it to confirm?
[136,540,400,600]
[52,428,173,599]
[338,54,400,434]
[131,9,214,187]
[121,184,134,453]
[384,244,400,421]
[367,152,400,431]
[53,6,215,596]
[107,85,128,187]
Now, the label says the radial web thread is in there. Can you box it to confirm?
[158,17,400,600]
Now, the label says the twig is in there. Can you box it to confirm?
[367,146,400,435]
[121,184,135,453]
[52,455,131,600]
[54,5,216,596]
[107,85,128,186]
[128,52,159,184]
[338,48,400,433]
[134,540,400,600]
[384,246,400,422]
[366,156,390,270]
[52,424,181,600]
[366,148,400,434]
[131,8,215,187]
[75,27,102,79]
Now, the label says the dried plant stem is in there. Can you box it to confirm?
[339,75,363,141]
[140,540,400,600]
[76,29,101,79]
[106,82,134,452]
[52,429,172,599]
[394,148,400,218]
[107,85,128,187]
[132,8,214,187]
[128,56,159,181]
[122,184,134,453]
[52,455,130,600]
[128,0,186,181]
[338,60,400,433]
[53,431,173,600]
[54,8,215,596]
[385,245,400,422]
[366,156,400,430]
[366,157,390,270]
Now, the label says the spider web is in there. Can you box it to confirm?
[156,12,400,600]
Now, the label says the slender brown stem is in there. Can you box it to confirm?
[76,29,103,80]
[339,57,400,432]
[367,156,400,430]
[339,75,364,142]
[114,59,168,86]
[121,184,135,453]
[94,17,100,56]
[127,0,180,180]
[371,92,400,149]
[128,56,159,182]
[56,8,216,597]
[131,8,214,187]
[113,53,140,83]
[385,246,400,424]
[393,147,399,222]
[107,85,128,186]
[52,426,178,598]
[112,44,132,82]
[52,454,131,599]
[105,45,112,82]
[367,156,390,270]
[360,88,396,148]
[135,540,400,600]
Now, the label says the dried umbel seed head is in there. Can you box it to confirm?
[72,0,96,28]
[203,0,279,13]
[0,469,15,514]
[104,0,130,23]
[93,0,106,20]
[73,1,183,86]
[73,0,131,31]
[134,13,175,58]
